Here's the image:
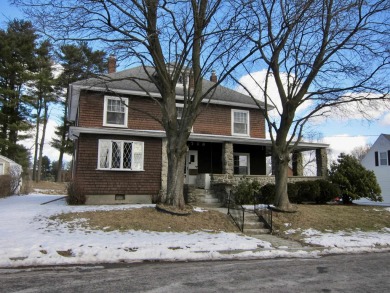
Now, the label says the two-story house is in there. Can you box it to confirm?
[361,134,390,205]
[68,61,329,204]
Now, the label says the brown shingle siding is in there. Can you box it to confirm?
[77,91,265,138]
[74,133,162,196]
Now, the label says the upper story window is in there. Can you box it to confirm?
[176,103,184,122]
[375,151,389,166]
[0,163,4,175]
[98,139,144,171]
[232,109,249,136]
[380,152,388,165]
[103,96,128,127]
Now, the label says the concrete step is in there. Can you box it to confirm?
[199,197,219,204]
[243,221,265,229]
[244,228,271,235]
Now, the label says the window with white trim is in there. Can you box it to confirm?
[0,163,4,175]
[176,103,184,123]
[232,109,249,136]
[380,152,388,165]
[103,96,128,127]
[176,103,193,132]
[98,139,144,171]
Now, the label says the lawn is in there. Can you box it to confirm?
[272,204,390,241]
[50,203,390,237]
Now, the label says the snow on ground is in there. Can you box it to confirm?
[0,194,389,268]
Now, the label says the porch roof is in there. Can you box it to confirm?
[69,126,329,154]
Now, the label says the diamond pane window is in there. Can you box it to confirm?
[232,110,249,135]
[98,139,144,171]
[111,141,121,168]
[99,140,111,168]
[123,142,133,169]
[104,96,128,127]
[132,142,144,171]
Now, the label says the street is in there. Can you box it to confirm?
[0,252,389,292]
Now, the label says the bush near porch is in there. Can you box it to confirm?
[232,178,341,205]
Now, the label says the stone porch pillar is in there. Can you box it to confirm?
[222,142,234,175]
[292,151,303,176]
[316,148,328,177]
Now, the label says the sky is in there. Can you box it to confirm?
[0,193,389,267]
[1,1,389,165]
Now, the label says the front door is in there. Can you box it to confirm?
[186,150,198,185]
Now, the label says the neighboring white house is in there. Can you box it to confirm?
[361,134,390,205]
[0,155,22,194]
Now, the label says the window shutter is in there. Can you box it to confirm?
[388,150,390,166]
[375,151,379,166]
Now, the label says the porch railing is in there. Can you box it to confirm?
[227,190,245,232]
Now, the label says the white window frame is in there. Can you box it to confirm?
[380,151,388,166]
[103,96,128,127]
[0,163,4,175]
[176,103,193,132]
[231,109,250,136]
[233,153,250,175]
[97,139,144,171]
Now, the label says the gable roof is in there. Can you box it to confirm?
[0,155,22,167]
[68,66,266,121]
[382,134,390,141]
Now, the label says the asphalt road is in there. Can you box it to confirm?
[0,252,389,292]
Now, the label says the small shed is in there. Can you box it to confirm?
[0,155,22,195]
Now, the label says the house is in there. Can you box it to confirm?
[361,134,390,205]
[68,61,329,204]
[0,155,22,195]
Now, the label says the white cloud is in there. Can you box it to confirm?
[310,93,390,125]
[380,112,390,126]
[323,135,368,163]
[237,69,312,117]
[20,118,72,164]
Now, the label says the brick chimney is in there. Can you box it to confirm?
[108,55,116,74]
[210,70,217,83]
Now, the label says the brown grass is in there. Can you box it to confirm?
[272,204,390,240]
[32,181,67,195]
[51,207,239,233]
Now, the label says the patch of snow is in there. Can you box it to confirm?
[1,194,389,268]
[193,207,208,213]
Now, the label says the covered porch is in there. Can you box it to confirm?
[160,134,329,191]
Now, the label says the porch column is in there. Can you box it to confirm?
[222,142,234,175]
[161,138,168,192]
[316,148,328,177]
[292,151,303,176]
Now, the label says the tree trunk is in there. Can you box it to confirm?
[56,97,68,183]
[272,146,294,212]
[37,103,48,182]
[32,103,42,181]
[164,136,187,209]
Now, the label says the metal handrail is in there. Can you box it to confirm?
[227,190,245,232]
[253,192,273,232]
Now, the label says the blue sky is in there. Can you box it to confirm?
[1,0,389,163]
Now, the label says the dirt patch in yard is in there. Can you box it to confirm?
[51,207,240,233]
[272,204,390,241]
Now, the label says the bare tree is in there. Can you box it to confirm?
[351,144,372,162]
[233,0,390,211]
[14,0,251,208]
